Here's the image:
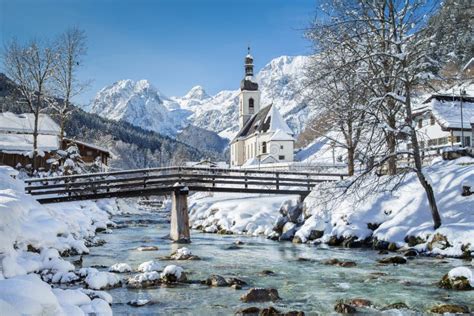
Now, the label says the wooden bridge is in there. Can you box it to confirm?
[25,166,346,243]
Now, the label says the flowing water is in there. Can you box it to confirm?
[78,209,473,315]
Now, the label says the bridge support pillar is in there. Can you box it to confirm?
[170,186,190,243]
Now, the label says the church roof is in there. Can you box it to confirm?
[270,129,295,141]
[233,104,294,141]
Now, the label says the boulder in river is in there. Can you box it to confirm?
[438,267,473,290]
[381,302,409,311]
[240,288,280,302]
[260,270,276,276]
[235,306,304,316]
[377,256,407,264]
[279,222,297,241]
[227,277,248,287]
[322,258,357,267]
[127,299,150,307]
[346,298,372,307]
[334,301,356,314]
[160,265,187,283]
[429,304,470,314]
[203,274,228,287]
[170,247,200,260]
[127,272,161,289]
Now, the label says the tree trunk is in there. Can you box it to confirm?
[405,84,441,229]
[347,146,355,176]
[386,116,397,175]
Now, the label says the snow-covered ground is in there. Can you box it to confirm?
[189,192,299,236]
[297,157,474,256]
[0,166,132,315]
[189,157,474,257]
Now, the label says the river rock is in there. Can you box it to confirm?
[347,298,372,307]
[170,247,200,260]
[136,246,159,251]
[327,236,343,246]
[203,274,228,287]
[236,306,261,315]
[260,270,276,276]
[372,239,389,250]
[427,233,451,251]
[160,265,187,283]
[287,202,303,223]
[430,304,470,314]
[109,263,132,273]
[273,215,288,234]
[402,249,418,257]
[334,302,356,314]
[227,277,248,287]
[279,222,297,241]
[387,243,398,251]
[240,288,280,302]
[377,256,407,264]
[127,299,150,307]
[308,229,324,241]
[127,272,161,288]
[342,236,362,248]
[292,236,303,244]
[404,235,425,247]
[236,307,304,316]
[438,267,473,290]
[323,258,357,267]
[381,302,409,310]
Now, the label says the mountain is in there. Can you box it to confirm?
[0,74,222,169]
[87,55,313,142]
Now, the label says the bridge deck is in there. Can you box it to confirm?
[25,166,347,204]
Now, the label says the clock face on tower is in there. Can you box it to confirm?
[270,144,279,155]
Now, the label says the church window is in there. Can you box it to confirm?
[280,145,283,150]
[262,141,267,154]
[279,155,285,160]
[249,98,255,114]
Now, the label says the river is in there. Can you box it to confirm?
[76,208,473,315]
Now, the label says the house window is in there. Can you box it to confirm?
[430,115,435,125]
[418,119,422,128]
[86,151,93,156]
[249,98,255,114]
[278,155,285,160]
[262,142,267,154]
[465,136,471,147]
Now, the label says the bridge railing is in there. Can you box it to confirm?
[24,166,348,203]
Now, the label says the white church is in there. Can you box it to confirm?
[230,50,295,167]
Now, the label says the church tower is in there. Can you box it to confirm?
[239,47,261,129]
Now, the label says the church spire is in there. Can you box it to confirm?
[245,46,254,78]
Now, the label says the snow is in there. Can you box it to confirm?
[161,265,183,279]
[268,105,294,135]
[128,271,160,284]
[0,112,60,135]
[137,260,161,272]
[448,267,473,285]
[0,133,60,152]
[269,129,295,142]
[82,269,121,290]
[189,192,299,236]
[297,157,474,256]
[172,247,192,260]
[109,263,132,273]
[0,165,122,313]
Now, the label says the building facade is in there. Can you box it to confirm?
[230,50,295,167]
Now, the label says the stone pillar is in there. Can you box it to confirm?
[170,186,190,243]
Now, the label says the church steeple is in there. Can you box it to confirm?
[238,47,261,129]
[240,46,259,91]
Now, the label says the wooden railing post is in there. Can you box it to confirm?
[306,174,310,190]
[244,172,248,189]
[276,172,280,190]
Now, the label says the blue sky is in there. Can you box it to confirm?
[0,0,316,104]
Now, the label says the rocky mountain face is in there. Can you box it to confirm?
[87,55,313,143]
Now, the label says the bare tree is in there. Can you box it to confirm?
[307,0,443,229]
[3,38,56,172]
[52,27,88,143]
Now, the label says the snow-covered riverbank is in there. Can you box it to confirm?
[0,166,133,314]
[189,157,474,258]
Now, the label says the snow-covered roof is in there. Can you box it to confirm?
[233,104,294,141]
[0,133,59,152]
[414,81,474,130]
[0,112,60,135]
[269,129,295,142]
[64,138,110,155]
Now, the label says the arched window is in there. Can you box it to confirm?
[249,98,255,114]
[262,141,267,154]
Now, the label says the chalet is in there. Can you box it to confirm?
[62,138,111,166]
[0,112,60,169]
[0,112,111,170]
[230,49,295,167]
[412,81,474,155]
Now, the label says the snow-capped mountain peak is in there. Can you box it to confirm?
[183,85,210,101]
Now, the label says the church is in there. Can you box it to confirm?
[230,50,295,167]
